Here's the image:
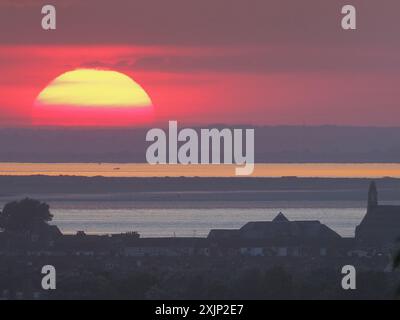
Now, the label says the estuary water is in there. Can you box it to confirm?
[47,203,365,238]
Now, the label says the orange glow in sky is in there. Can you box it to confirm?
[1,43,399,128]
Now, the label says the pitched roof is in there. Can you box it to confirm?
[208,212,341,243]
[272,212,289,222]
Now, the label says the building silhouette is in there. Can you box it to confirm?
[356,181,400,246]
[207,212,344,257]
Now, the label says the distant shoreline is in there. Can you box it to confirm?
[2,163,400,178]
[1,175,400,205]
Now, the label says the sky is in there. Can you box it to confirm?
[0,0,400,127]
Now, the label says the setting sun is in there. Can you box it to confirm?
[33,68,153,126]
[36,69,152,108]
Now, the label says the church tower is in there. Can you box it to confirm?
[368,181,378,209]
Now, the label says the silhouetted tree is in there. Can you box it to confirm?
[0,198,53,232]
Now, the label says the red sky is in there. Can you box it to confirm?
[0,0,400,127]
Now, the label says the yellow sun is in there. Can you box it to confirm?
[33,69,154,126]
[36,69,152,108]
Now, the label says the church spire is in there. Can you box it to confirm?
[368,181,378,208]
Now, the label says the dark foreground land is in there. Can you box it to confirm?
[1,255,398,300]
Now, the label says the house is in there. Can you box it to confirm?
[123,238,209,257]
[54,233,116,256]
[208,212,343,257]
[355,181,400,247]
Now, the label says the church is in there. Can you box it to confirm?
[355,181,400,246]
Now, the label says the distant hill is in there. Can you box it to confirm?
[1,125,400,163]
[1,176,400,205]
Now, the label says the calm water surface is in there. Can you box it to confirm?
[48,205,365,238]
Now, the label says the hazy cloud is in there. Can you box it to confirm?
[79,47,400,75]
[0,0,399,48]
